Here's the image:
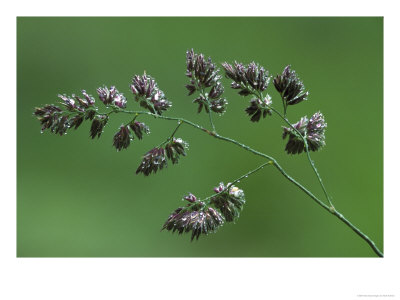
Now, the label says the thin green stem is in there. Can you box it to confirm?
[101,109,383,257]
[279,92,287,118]
[332,211,383,257]
[156,120,183,148]
[156,140,168,148]
[254,88,333,208]
[180,161,273,215]
[269,106,334,209]
[130,114,138,123]
[207,103,216,133]
[192,73,217,133]
[199,85,216,133]
[201,161,273,203]
[169,121,182,140]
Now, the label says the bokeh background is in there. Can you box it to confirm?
[17,17,383,257]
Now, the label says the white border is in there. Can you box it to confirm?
[2,1,399,299]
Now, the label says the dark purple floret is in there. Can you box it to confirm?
[85,109,96,121]
[96,86,127,108]
[245,96,272,122]
[306,112,327,151]
[74,90,96,108]
[211,182,246,222]
[208,82,224,99]
[222,61,271,96]
[34,105,71,135]
[165,138,188,164]
[58,94,76,111]
[34,105,62,131]
[185,49,227,114]
[185,84,196,96]
[135,147,167,176]
[113,125,132,151]
[89,115,108,139]
[162,206,224,241]
[53,115,69,136]
[210,98,228,114]
[282,112,327,154]
[183,193,197,203]
[131,73,172,115]
[129,121,150,140]
[69,114,84,130]
[193,95,208,114]
[35,90,101,135]
[185,49,222,89]
[273,65,308,106]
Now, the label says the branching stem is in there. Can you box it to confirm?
[254,87,334,209]
[201,161,273,203]
[180,161,272,213]
[169,121,182,140]
[207,103,216,133]
[269,105,334,209]
[199,86,216,133]
[107,108,383,257]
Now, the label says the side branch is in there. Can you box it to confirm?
[269,106,334,208]
[109,109,383,257]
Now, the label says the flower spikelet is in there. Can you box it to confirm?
[113,124,132,151]
[282,112,327,154]
[96,86,127,108]
[245,95,272,122]
[162,193,224,241]
[273,65,308,106]
[131,73,171,115]
[136,147,167,176]
[222,61,271,96]
[211,182,246,222]
[165,138,188,164]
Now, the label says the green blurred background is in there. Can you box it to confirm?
[17,17,383,257]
